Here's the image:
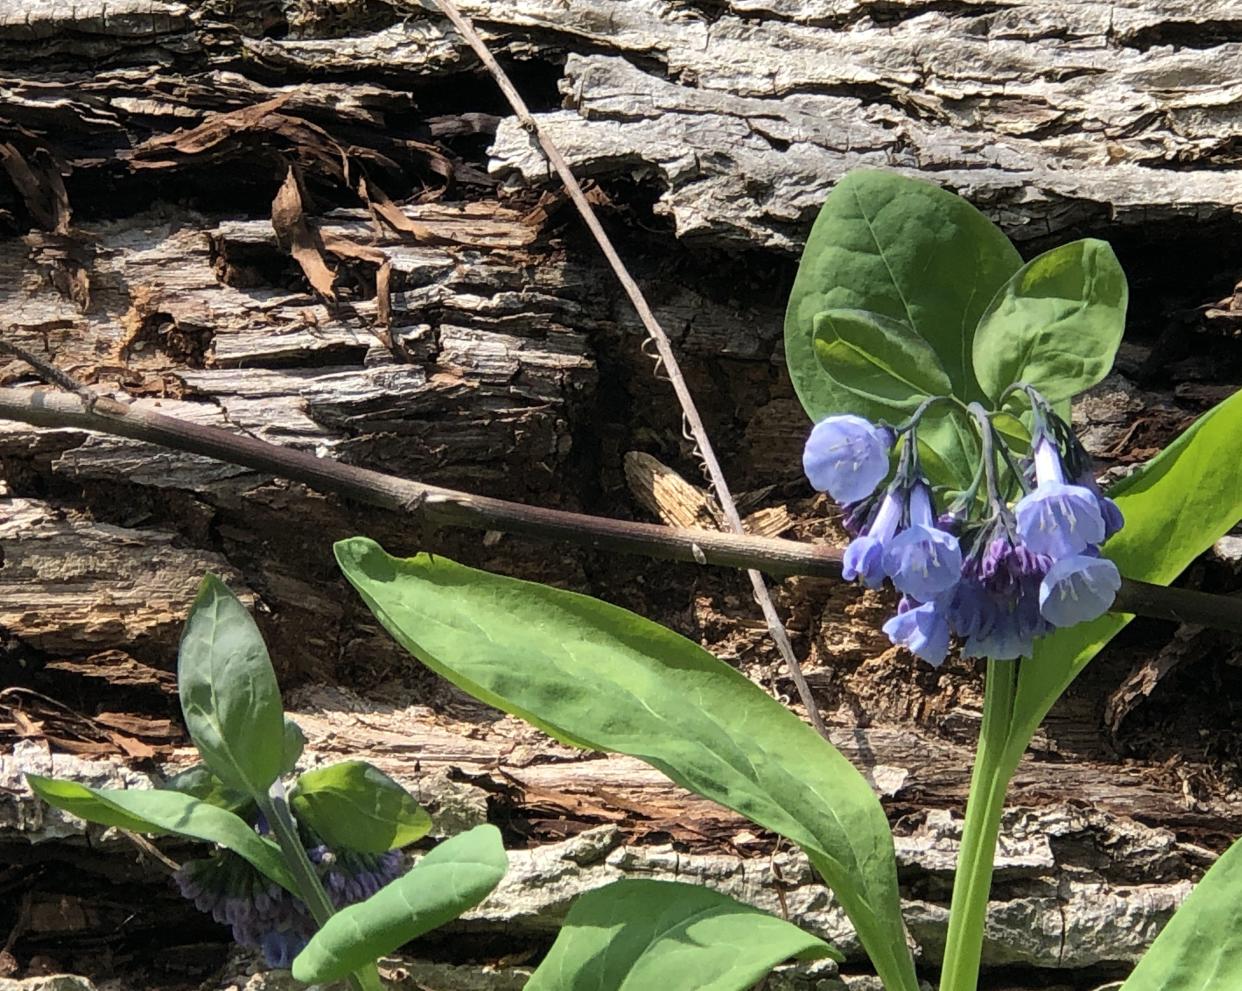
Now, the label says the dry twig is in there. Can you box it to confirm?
[0,386,1239,636]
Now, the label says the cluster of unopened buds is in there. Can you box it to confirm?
[803,390,1124,666]
[174,817,405,967]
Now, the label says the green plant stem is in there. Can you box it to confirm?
[939,659,1019,991]
[257,787,384,991]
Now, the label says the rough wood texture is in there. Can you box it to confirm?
[484,1,1242,250]
[3,1,1242,988]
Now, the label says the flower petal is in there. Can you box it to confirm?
[802,414,891,503]
[1039,554,1121,627]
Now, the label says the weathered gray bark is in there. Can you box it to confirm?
[3,1,1242,989]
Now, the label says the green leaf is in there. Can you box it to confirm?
[1120,833,1242,990]
[291,823,506,983]
[526,879,840,991]
[291,760,431,854]
[973,238,1128,404]
[26,774,296,893]
[281,716,306,775]
[916,403,982,494]
[1003,388,1242,774]
[812,308,953,416]
[178,574,286,800]
[785,168,1021,416]
[334,538,919,991]
[161,763,251,814]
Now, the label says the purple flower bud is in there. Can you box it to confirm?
[950,532,1052,659]
[1039,554,1121,627]
[803,415,891,504]
[882,597,951,666]
[843,488,902,587]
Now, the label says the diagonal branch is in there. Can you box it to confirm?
[429,0,829,735]
[0,386,1239,637]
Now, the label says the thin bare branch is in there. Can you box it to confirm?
[429,0,828,735]
[0,386,1239,636]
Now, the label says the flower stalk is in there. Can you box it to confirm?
[938,658,1018,991]
[256,784,385,991]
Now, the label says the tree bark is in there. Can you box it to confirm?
[3,2,1242,988]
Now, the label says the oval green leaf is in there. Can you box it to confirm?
[291,760,431,854]
[526,879,840,991]
[291,823,507,983]
[973,238,1128,405]
[785,168,1021,416]
[812,308,953,416]
[1003,388,1242,775]
[26,774,296,893]
[334,537,919,991]
[178,574,286,800]
[1120,833,1242,990]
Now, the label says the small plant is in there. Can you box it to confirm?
[27,576,507,990]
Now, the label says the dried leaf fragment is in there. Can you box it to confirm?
[272,167,336,299]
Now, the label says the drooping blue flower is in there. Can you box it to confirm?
[803,414,892,504]
[883,596,951,666]
[260,929,307,969]
[1015,481,1106,559]
[1039,553,1121,627]
[882,483,962,601]
[174,832,406,967]
[1013,437,1105,558]
[842,487,903,587]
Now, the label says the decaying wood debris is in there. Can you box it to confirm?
[2,1,1242,988]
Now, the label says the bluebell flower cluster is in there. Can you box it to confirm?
[804,394,1124,666]
[173,835,405,968]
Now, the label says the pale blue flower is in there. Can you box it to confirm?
[803,414,891,503]
[1015,435,1106,558]
[883,597,951,666]
[882,483,962,601]
[1014,481,1106,559]
[1039,554,1121,627]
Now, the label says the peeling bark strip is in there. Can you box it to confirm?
[3,1,1242,986]
[484,1,1242,249]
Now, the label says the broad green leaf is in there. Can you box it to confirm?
[526,879,839,991]
[161,763,251,814]
[916,403,981,493]
[973,239,1128,404]
[291,760,431,854]
[178,574,285,800]
[1003,388,1242,774]
[812,308,953,416]
[1120,833,1242,990]
[291,823,506,983]
[785,168,1021,416]
[26,774,296,893]
[334,538,919,991]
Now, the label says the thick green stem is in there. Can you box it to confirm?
[257,786,384,991]
[938,659,1018,991]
